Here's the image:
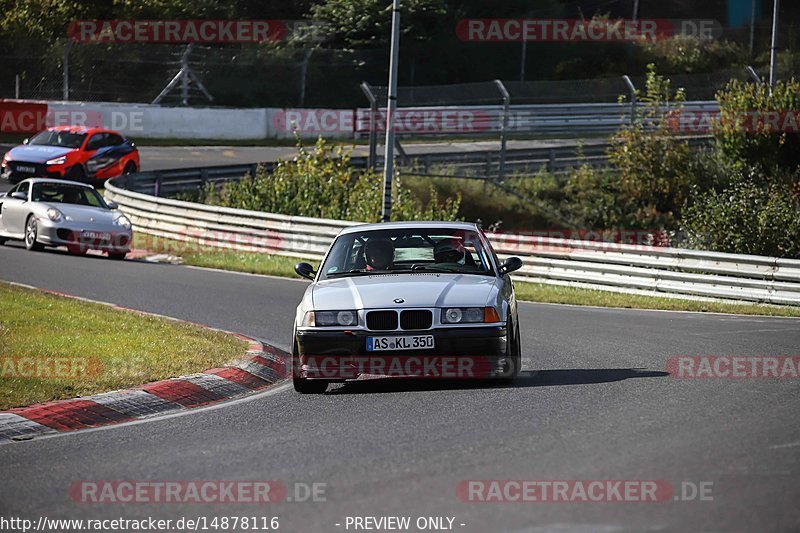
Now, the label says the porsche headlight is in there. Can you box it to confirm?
[45,156,67,165]
[302,310,358,327]
[442,307,501,324]
[113,215,132,230]
[46,208,63,222]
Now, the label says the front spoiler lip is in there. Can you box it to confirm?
[295,326,508,380]
[35,223,132,252]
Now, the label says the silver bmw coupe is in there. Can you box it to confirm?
[0,178,133,259]
[292,221,524,393]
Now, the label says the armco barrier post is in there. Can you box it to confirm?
[622,75,637,125]
[494,80,510,181]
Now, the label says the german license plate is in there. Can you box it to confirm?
[82,231,111,241]
[17,165,36,173]
[367,335,435,351]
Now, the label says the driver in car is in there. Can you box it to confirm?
[365,238,394,270]
[434,238,471,267]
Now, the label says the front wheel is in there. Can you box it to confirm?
[25,216,43,251]
[498,320,521,381]
[123,161,137,174]
[293,378,328,394]
[108,252,127,260]
[65,165,87,183]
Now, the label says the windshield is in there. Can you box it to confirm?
[31,183,107,208]
[319,228,494,279]
[29,130,86,149]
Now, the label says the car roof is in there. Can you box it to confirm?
[338,221,480,236]
[16,178,94,189]
[46,125,117,136]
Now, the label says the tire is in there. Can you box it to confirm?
[291,339,328,394]
[67,244,88,255]
[0,238,6,246]
[108,252,127,260]
[498,319,521,382]
[65,165,87,183]
[293,378,328,394]
[25,215,44,251]
[123,161,137,174]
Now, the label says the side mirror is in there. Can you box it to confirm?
[499,257,523,275]
[22,138,29,145]
[294,262,316,280]
[10,191,27,201]
[106,201,119,209]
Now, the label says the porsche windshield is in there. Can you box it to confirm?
[29,130,86,149]
[320,228,494,279]
[31,183,107,208]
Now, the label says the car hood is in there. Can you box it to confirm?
[8,145,75,163]
[312,273,498,310]
[40,203,118,225]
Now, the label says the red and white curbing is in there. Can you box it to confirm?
[0,283,289,443]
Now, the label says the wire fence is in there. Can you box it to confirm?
[1,19,797,108]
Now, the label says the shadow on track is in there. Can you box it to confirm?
[326,368,669,395]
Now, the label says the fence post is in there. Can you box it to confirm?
[745,65,763,84]
[154,174,162,197]
[494,80,510,180]
[63,41,72,101]
[621,75,637,125]
[360,82,379,171]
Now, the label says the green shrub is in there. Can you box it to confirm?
[680,181,800,258]
[715,78,800,178]
[640,35,746,74]
[212,138,461,223]
[607,64,696,230]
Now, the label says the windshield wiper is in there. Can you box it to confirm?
[408,265,461,273]
[326,269,385,278]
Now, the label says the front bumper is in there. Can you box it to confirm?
[1,161,63,183]
[36,218,132,252]
[295,326,508,380]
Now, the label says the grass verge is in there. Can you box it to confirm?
[0,282,248,410]
[133,234,800,318]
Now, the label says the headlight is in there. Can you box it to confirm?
[302,310,358,327]
[46,156,67,165]
[442,307,501,324]
[113,215,132,230]
[46,208,63,222]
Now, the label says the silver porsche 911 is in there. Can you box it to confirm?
[0,178,132,259]
[291,221,524,394]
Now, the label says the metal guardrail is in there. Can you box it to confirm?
[105,178,800,306]
[115,136,712,198]
[355,101,720,139]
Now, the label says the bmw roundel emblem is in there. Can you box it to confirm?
[394,298,405,304]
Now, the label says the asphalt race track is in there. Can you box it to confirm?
[1,241,799,532]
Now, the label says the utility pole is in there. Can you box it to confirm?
[769,0,780,88]
[749,0,756,57]
[381,0,401,222]
[632,0,640,22]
